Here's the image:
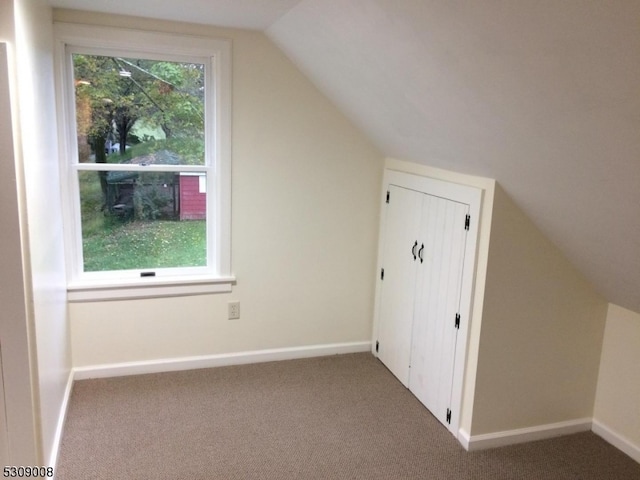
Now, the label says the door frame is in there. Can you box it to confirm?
[372,168,482,437]
[0,42,40,464]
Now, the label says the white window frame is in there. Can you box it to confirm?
[53,23,233,301]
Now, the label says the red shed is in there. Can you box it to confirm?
[179,173,206,220]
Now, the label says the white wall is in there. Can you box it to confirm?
[14,0,71,466]
[55,10,384,368]
[0,5,40,462]
[593,303,640,462]
[471,184,607,434]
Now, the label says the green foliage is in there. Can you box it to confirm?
[133,179,174,221]
[147,61,204,136]
[149,62,186,85]
[73,53,205,158]
[78,170,108,237]
[106,137,204,165]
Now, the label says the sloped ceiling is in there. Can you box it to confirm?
[49,0,640,313]
[48,0,303,30]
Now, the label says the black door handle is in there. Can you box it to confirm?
[411,241,418,260]
[418,243,424,263]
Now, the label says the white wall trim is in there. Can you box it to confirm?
[458,418,592,451]
[73,341,372,380]
[67,276,235,302]
[592,419,640,464]
[48,371,73,472]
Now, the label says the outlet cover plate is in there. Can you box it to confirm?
[228,301,240,320]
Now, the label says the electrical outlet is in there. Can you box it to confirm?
[228,301,240,320]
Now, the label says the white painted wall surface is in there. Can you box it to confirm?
[14,0,71,466]
[56,10,383,367]
[471,185,607,435]
[593,304,640,462]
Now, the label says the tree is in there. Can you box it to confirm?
[74,55,119,200]
[74,54,204,157]
[73,53,206,208]
[149,61,204,139]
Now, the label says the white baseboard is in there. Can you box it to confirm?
[592,419,640,464]
[73,341,372,380]
[458,418,592,451]
[49,370,74,474]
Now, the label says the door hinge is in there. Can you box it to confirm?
[455,313,460,329]
[380,268,385,280]
[375,341,379,353]
[464,214,470,231]
[386,190,390,203]
[446,408,452,424]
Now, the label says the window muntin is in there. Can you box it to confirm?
[55,25,232,296]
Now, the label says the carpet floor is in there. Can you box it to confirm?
[56,353,640,479]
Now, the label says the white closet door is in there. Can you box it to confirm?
[376,185,422,386]
[409,195,469,428]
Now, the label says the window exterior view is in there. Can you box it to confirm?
[56,25,232,300]
[73,54,207,273]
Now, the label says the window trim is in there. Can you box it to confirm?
[53,23,233,300]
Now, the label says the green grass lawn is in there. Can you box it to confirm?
[83,219,206,272]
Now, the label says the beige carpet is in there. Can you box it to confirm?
[56,353,640,479]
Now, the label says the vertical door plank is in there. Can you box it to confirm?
[409,194,469,428]
[376,185,422,386]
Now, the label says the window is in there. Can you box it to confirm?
[54,24,232,301]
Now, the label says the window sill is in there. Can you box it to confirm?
[67,275,236,302]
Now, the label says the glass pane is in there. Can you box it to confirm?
[79,170,207,272]
[73,54,205,166]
